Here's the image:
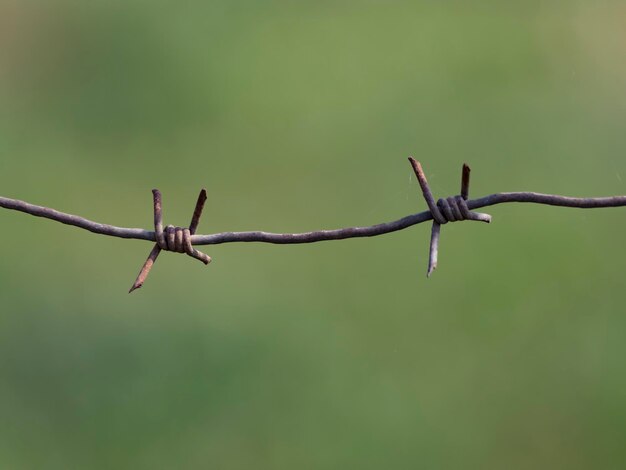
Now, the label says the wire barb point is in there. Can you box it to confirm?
[410,159,492,277]
[129,188,211,293]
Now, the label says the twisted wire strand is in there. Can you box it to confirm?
[152,190,210,263]
[2,192,624,245]
[1,158,625,292]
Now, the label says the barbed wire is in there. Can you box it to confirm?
[1,158,625,293]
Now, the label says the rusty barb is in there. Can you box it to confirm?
[129,189,212,293]
[408,158,491,277]
[1,158,625,293]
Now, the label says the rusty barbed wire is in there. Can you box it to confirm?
[129,189,211,293]
[1,158,625,292]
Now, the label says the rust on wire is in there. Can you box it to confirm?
[408,157,491,276]
[129,189,211,293]
[461,163,470,200]
[0,158,625,292]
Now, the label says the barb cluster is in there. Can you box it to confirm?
[129,189,212,293]
[408,158,491,276]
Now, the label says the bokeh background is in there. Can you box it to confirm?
[1,1,625,468]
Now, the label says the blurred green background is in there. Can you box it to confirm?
[1,1,625,468]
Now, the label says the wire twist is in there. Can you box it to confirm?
[129,189,211,292]
[409,157,491,276]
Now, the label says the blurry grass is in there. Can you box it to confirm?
[0,0,625,469]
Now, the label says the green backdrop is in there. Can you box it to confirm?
[1,1,625,468]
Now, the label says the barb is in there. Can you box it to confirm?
[129,189,210,293]
[1,158,625,292]
[408,157,491,276]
